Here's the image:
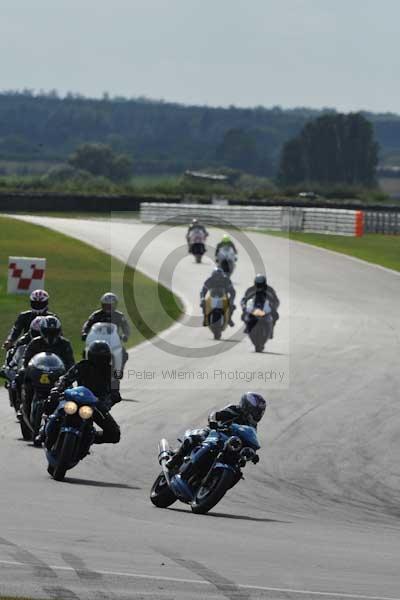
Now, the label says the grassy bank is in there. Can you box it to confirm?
[0,216,182,363]
[265,231,400,272]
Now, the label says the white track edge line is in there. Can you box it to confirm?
[0,559,398,600]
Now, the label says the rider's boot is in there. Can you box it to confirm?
[34,423,46,446]
[93,431,105,444]
[166,439,191,471]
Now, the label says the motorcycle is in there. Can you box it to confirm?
[1,345,27,416]
[245,298,273,352]
[45,386,99,481]
[216,246,237,276]
[204,291,229,340]
[188,228,207,263]
[85,322,124,375]
[150,423,260,514]
[20,352,66,444]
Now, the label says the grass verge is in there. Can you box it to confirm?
[261,231,400,272]
[0,216,182,363]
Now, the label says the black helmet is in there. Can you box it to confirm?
[87,340,112,368]
[40,316,61,345]
[239,392,267,426]
[254,274,267,290]
[101,292,118,313]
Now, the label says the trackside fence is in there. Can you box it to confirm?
[363,211,400,234]
[140,203,367,236]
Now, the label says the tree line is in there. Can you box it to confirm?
[0,90,400,176]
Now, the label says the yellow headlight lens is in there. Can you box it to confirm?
[64,401,78,415]
[79,405,94,420]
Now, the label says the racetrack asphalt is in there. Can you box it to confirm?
[0,215,399,600]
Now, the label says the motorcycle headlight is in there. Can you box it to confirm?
[79,405,93,420]
[64,401,78,415]
[226,436,242,452]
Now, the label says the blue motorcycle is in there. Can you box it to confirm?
[150,423,260,514]
[45,386,98,481]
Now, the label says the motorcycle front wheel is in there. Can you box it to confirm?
[150,472,177,508]
[20,418,32,441]
[53,432,78,481]
[191,468,235,514]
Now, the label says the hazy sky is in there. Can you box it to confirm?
[1,0,400,113]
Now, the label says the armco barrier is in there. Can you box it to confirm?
[140,203,364,236]
[363,211,400,234]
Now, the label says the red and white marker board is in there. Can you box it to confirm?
[7,257,46,294]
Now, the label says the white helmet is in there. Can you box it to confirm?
[29,316,45,337]
[101,292,118,311]
[30,289,49,313]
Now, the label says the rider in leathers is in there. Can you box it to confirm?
[186,219,208,249]
[44,341,121,445]
[166,392,266,475]
[1,316,44,371]
[2,289,56,351]
[200,267,236,327]
[81,292,130,369]
[241,274,280,337]
[215,234,238,260]
[23,317,75,371]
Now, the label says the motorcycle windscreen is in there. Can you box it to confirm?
[27,352,66,372]
[230,424,260,450]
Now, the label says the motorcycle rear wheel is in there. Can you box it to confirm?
[150,473,177,508]
[191,468,235,514]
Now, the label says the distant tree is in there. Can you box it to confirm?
[278,138,305,185]
[278,112,379,186]
[0,92,394,178]
[216,128,272,175]
[110,154,133,181]
[68,143,132,181]
[216,129,258,171]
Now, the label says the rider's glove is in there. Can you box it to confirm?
[2,340,13,350]
[200,299,205,308]
[49,388,60,402]
[208,420,218,430]
[252,454,260,465]
[81,333,87,341]
[121,334,128,343]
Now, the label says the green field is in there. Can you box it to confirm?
[265,231,400,272]
[0,216,182,364]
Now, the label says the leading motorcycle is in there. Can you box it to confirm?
[20,352,66,444]
[150,423,260,514]
[188,228,207,263]
[45,386,99,481]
